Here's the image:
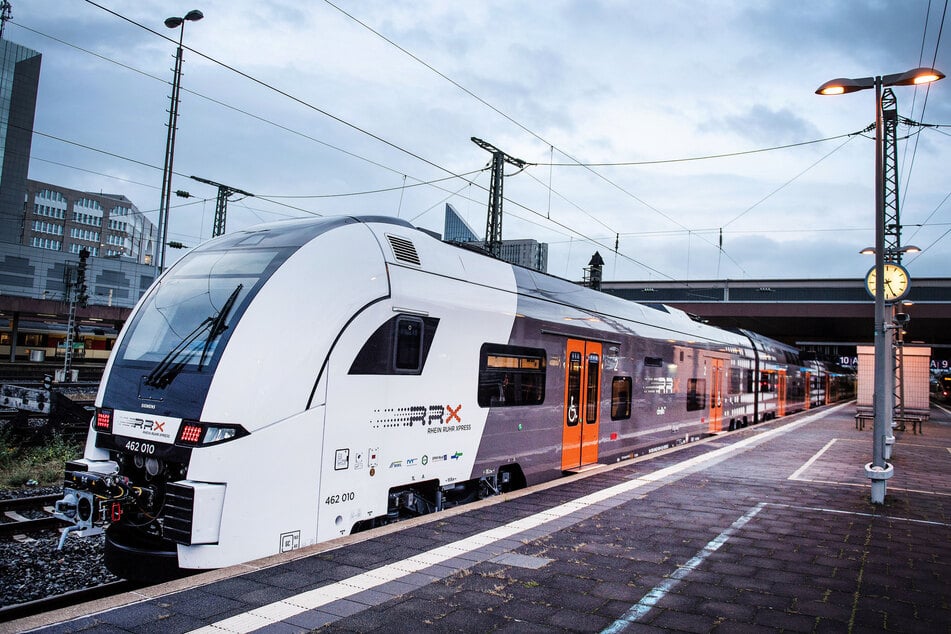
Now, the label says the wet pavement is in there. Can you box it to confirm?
[10,402,951,633]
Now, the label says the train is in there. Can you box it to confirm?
[0,318,118,362]
[934,375,951,403]
[53,215,853,581]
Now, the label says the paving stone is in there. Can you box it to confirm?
[547,607,611,632]
[18,407,951,634]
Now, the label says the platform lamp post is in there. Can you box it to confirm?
[817,67,944,504]
[157,9,203,272]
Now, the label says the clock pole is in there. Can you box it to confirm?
[817,67,944,505]
[868,75,893,504]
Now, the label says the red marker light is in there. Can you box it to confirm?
[179,423,203,445]
[95,410,113,432]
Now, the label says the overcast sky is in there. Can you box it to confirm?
[10,0,951,282]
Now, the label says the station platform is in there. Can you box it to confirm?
[9,402,951,633]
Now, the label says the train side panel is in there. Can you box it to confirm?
[313,227,521,540]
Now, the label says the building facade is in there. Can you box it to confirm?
[0,180,158,309]
[443,203,549,273]
[443,203,480,243]
[24,179,156,264]
[0,37,40,243]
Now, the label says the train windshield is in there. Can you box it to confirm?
[117,249,280,373]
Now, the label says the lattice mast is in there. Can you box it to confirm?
[881,88,902,263]
[471,137,527,258]
[190,176,254,238]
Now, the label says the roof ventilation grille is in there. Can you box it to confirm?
[386,234,421,266]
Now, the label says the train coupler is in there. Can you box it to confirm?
[54,461,152,549]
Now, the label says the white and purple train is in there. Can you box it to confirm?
[54,215,852,580]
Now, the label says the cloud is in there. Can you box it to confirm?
[12,0,951,279]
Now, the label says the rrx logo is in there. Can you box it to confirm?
[413,404,462,426]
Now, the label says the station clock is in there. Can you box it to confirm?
[865,262,911,302]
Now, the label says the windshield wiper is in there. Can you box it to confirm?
[143,318,212,388]
[200,284,242,368]
[144,284,243,388]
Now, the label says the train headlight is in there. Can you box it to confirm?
[175,421,248,447]
[203,426,237,444]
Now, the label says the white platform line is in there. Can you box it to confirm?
[601,503,767,633]
[789,438,837,480]
[770,503,951,528]
[189,405,844,634]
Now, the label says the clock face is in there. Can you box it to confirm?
[865,263,910,301]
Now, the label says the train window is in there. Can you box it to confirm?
[644,357,663,367]
[478,343,546,408]
[611,376,632,420]
[586,353,600,424]
[730,368,745,394]
[394,316,424,372]
[687,378,706,411]
[564,351,582,422]
[349,315,440,376]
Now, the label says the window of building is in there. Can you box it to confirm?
[70,227,100,242]
[32,220,63,235]
[69,244,98,256]
[31,237,61,251]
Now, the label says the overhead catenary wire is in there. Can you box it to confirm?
[81,0,482,191]
[900,0,948,226]
[25,8,620,268]
[323,0,951,281]
[26,3,948,278]
[11,20,467,190]
[19,11,669,278]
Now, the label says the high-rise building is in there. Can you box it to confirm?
[498,239,549,273]
[443,203,548,273]
[0,37,40,243]
[443,203,480,243]
[0,33,158,311]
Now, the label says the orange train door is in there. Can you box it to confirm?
[777,370,787,417]
[709,358,724,433]
[562,339,602,471]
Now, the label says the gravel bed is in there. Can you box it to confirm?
[0,486,119,608]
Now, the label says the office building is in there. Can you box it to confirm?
[24,179,155,263]
[443,204,549,273]
[0,37,40,243]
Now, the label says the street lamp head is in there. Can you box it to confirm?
[165,10,203,29]
[816,76,875,95]
[882,67,944,87]
[817,67,944,95]
[859,245,921,256]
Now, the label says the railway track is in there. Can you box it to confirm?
[0,493,69,538]
[0,579,142,622]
